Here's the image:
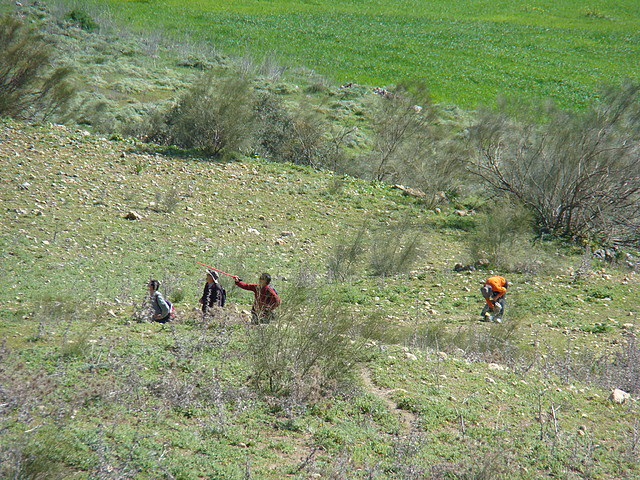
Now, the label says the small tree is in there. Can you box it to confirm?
[0,15,74,120]
[368,87,434,182]
[469,82,640,245]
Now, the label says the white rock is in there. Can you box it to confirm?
[610,388,630,404]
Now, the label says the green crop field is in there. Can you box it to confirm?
[75,0,640,108]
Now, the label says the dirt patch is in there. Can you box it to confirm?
[360,367,417,434]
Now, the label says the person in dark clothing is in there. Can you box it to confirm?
[232,272,281,324]
[199,269,224,316]
[148,279,171,323]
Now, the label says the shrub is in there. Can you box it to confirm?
[254,93,293,160]
[254,94,334,168]
[63,9,99,32]
[247,295,373,402]
[469,82,640,246]
[147,71,255,157]
[327,226,367,282]
[469,201,536,271]
[368,223,422,277]
[367,87,435,182]
[0,14,74,120]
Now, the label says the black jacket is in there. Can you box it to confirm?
[201,282,223,313]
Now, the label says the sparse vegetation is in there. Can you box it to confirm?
[1,0,640,478]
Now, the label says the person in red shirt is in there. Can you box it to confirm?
[233,273,281,324]
[480,276,508,322]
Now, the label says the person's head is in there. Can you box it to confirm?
[206,270,219,283]
[148,279,160,293]
[259,273,271,287]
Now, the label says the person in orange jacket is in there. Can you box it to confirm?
[480,276,508,322]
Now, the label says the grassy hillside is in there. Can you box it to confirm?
[1,1,639,478]
[1,120,639,478]
[63,0,640,108]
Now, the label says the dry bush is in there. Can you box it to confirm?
[369,224,422,277]
[368,87,435,182]
[326,226,367,282]
[469,82,640,246]
[246,281,378,402]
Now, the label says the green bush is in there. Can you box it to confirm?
[64,9,99,32]
[147,71,255,157]
[469,201,536,271]
[247,296,372,402]
[0,15,74,120]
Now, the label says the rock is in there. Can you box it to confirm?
[454,263,475,272]
[594,248,617,262]
[488,363,505,371]
[393,184,426,199]
[247,228,260,235]
[280,231,295,237]
[485,377,496,384]
[124,211,142,220]
[274,238,286,246]
[610,388,630,404]
[404,352,418,361]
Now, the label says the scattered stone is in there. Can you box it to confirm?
[610,388,630,404]
[373,86,393,97]
[247,228,260,235]
[454,209,475,216]
[274,238,286,246]
[594,247,617,262]
[124,211,142,220]
[454,263,475,272]
[393,184,427,199]
[485,377,496,384]
[404,352,417,361]
[280,231,295,237]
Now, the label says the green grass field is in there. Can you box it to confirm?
[75,0,640,108]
